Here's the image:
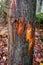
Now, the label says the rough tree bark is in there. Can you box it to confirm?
[8,0,36,65]
[8,0,15,65]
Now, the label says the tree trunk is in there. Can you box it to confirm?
[8,0,36,65]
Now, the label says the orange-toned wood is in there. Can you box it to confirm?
[17,17,24,36]
[26,21,34,55]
